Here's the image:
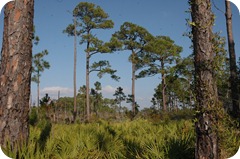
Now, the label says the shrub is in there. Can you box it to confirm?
[29,107,38,126]
[4,117,238,159]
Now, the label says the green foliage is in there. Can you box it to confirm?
[113,87,126,106]
[64,1,119,92]
[63,23,75,36]
[5,116,239,159]
[63,2,121,122]
[216,108,240,158]
[105,37,123,52]
[73,2,114,31]
[211,33,231,108]
[151,74,193,111]
[90,81,103,115]
[71,2,114,54]
[90,60,120,81]
[38,120,52,152]
[51,85,124,122]
[238,57,240,93]
[139,108,195,123]
[29,107,38,126]
[137,36,182,78]
[126,94,140,113]
[113,22,153,67]
[40,93,51,107]
[63,21,82,36]
[33,36,40,45]
[32,26,40,45]
[212,32,227,73]
[114,22,153,53]
[32,50,50,84]
[164,134,194,159]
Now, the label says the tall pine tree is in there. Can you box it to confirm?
[0,0,34,148]
[137,36,182,111]
[65,2,119,121]
[225,0,239,118]
[190,0,219,158]
[113,22,152,116]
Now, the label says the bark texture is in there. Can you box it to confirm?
[0,0,34,148]
[191,0,219,158]
[225,0,239,118]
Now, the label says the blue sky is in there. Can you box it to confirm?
[0,0,240,109]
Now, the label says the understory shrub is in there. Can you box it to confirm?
[4,117,238,159]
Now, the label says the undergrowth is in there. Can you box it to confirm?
[4,119,195,159]
[4,116,239,159]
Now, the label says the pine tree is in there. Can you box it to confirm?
[65,2,119,122]
[63,16,78,122]
[0,0,34,148]
[225,0,239,118]
[90,81,103,116]
[190,0,219,158]
[137,36,182,111]
[32,50,50,107]
[113,22,152,116]
[113,87,126,109]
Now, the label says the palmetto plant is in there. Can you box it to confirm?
[5,118,238,159]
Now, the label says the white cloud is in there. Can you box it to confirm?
[41,86,72,94]
[102,85,116,94]
[102,85,131,95]
[136,97,145,101]
[40,86,73,99]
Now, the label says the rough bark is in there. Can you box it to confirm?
[0,0,34,148]
[191,0,219,158]
[225,0,239,118]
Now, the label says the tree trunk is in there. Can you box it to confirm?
[225,0,239,118]
[73,16,77,122]
[86,43,90,122]
[174,95,178,111]
[161,60,167,111]
[37,74,40,107]
[132,52,136,116]
[37,63,40,107]
[0,0,34,148]
[191,0,219,158]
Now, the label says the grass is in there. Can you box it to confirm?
[4,116,239,159]
[4,119,195,159]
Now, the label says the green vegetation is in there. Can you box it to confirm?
[64,2,120,122]
[4,117,194,159]
[32,36,50,107]
[1,1,239,158]
[113,22,153,116]
[5,111,240,159]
